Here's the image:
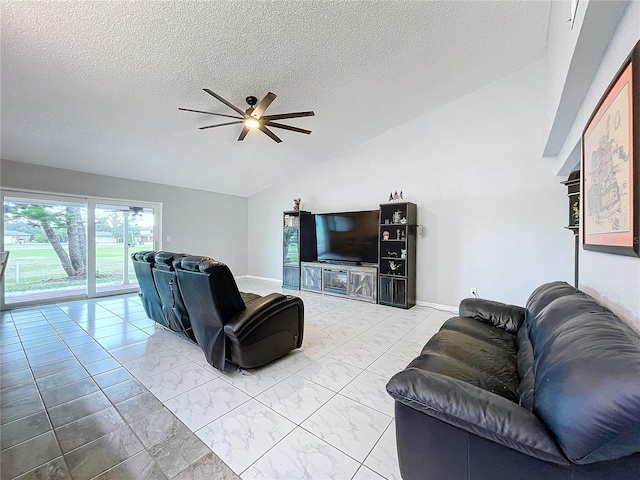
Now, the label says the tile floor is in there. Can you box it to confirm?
[1,278,452,479]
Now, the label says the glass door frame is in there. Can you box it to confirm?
[1,187,161,308]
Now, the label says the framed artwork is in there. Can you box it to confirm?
[582,41,639,257]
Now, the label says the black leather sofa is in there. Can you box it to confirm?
[131,251,304,371]
[386,282,640,480]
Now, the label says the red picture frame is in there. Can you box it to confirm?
[582,41,639,257]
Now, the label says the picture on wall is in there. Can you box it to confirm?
[582,41,639,257]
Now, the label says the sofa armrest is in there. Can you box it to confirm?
[459,298,525,334]
[386,367,567,465]
[224,293,303,343]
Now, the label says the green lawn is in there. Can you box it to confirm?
[4,243,148,295]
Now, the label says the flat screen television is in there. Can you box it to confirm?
[315,210,379,264]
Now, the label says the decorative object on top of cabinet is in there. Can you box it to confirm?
[293,198,301,211]
[378,202,417,309]
[282,210,316,290]
[581,40,639,257]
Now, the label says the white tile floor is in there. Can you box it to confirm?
[2,278,454,479]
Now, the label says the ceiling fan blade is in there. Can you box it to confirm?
[265,121,312,135]
[237,126,250,141]
[251,92,277,119]
[261,111,315,121]
[258,124,282,143]
[199,120,244,130]
[178,108,242,120]
[203,89,247,117]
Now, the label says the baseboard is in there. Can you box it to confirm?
[416,300,458,314]
[237,275,282,283]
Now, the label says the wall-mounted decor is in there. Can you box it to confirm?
[582,41,639,257]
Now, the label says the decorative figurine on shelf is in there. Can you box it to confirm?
[393,210,402,223]
[401,249,407,259]
[393,191,399,201]
[396,229,401,239]
[389,192,393,202]
[293,198,301,211]
[389,260,398,272]
[401,230,406,240]
[382,231,390,240]
[387,250,398,257]
[400,217,407,224]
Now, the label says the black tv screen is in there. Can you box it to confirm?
[315,210,379,264]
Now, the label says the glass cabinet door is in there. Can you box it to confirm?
[283,227,300,265]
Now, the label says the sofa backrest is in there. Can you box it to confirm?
[523,281,640,465]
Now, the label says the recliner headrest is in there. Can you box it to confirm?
[178,255,225,273]
[154,251,188,271]
[131,251,156,263]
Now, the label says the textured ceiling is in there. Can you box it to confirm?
[1,1,550,197]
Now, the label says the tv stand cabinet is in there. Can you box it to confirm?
[300,262,377,304]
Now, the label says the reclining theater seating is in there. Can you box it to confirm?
[386,281,640,480]
[132,251,304,371]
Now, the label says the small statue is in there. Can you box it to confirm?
[293,198,301,211]
[393,191,399,201]
[400,190,403,200]
[382,231,390,240]
[389,260,398,271]
[401,249,407,259]
[389,192,393,202]
[401,230,406,240]
[396,229,401,239]
[387,250,398,257]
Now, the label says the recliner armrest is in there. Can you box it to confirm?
[386,367,567,465]
[224,293,303,342]
[459,298,525,333]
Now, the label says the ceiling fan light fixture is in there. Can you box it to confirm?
[244,118,260,129]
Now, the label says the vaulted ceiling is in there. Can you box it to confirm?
[1,1,550,197]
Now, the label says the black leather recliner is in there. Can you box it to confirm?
[175,255,304,371]
[131,251,165,326]
[151,251,196,342]
[386,282,640,479]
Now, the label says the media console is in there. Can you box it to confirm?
[300,262,377,303]
[284,201,417,308]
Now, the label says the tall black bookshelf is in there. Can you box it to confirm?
[378,202,417,308]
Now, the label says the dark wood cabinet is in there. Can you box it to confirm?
[378,202,417,308]
[282,211,315,290]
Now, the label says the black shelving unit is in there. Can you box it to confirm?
[378,202,417,308]
[282,211,315,290]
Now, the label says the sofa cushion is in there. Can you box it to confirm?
[526,282,640,464]
[419,327,520,402]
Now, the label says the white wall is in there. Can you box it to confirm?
[550,1,640,330]
[0,160,249,274]
[248,61,574,308]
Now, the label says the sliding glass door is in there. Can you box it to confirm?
[2,190,160,307]
[3,193,88,305]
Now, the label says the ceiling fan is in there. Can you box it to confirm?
[179,89,315,143]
